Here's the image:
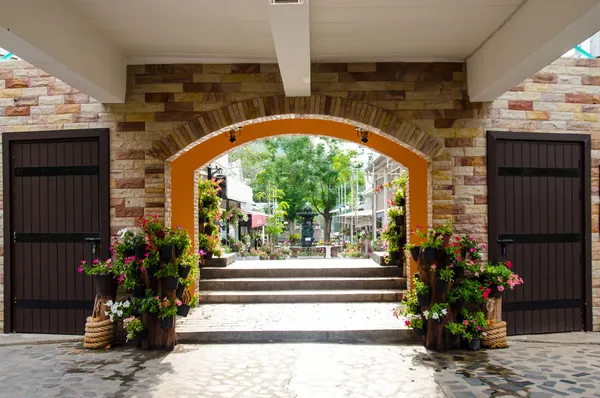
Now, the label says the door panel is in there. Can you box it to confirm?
[487,132,588,335]
[4,130,109,335]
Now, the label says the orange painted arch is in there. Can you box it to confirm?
[169,119,428,277]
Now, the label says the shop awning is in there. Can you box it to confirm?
[246,211,267,229]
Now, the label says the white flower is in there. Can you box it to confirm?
[441,309,448,315]
[109,315,114,322]
[123,301,130,308]
[104,311,109,316]
[422,310,429,319]
[106,300,113,307]
[117,310,123,317]
[432,313,439,320]
[117,228,129,238]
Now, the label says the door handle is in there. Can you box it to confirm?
[85,237,101,257]
[497,238,514,257]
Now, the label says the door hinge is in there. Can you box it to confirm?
[12,231,16,243]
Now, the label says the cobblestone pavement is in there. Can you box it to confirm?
[1,341,599,397]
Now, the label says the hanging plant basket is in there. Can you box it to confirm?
[123,248,135,257]
[176,284,185,299]
[164,277,179,290]
[94,274,117,298]
[177,304,191,317]
[454,266,465,279]
[388,251,399,266]
[134,244,147,260]
[133,283,145,298]
[450,298,464,311]
[417,292,429,307]
[179,264,191,279]
[160,316,175,329]
[160,245,174,262]
[436,278,449,292]
[394,215,404,226]
[422,247,438,264]
[175,246,185,258]
[410,246,421,262]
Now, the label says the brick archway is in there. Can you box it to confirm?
[146,95,445,162]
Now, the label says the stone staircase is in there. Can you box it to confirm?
[177,259,413,343]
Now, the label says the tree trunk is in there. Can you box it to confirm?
[323,213,332,242]
[288,219,295,233]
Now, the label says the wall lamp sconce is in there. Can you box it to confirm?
[228,127,242,143]
[356,128,371,144]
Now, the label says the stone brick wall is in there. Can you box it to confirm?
[0,58,599,331]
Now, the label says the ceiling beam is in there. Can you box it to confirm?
[0,0,126,103]
[467,0,600,103]
[268,0,311,97]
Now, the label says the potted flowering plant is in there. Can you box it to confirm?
[414,226,442,264]
[444,322,466,349]
[481,260,524,297]
[123,316,146,344]
[104,299,134,323]
[460,309,487,350]
[404,242,421,262]
[422,303,448,323]
[78,258,117,297]
[155,262,180,290]
[414,277,429,307]
[435,219,453,246]
[435,266,454,291]
[405,317,425,337]
[448,279,484,309]
[138,213,166,240]
[158,298,181,329]
[177,293,201,317]
[115,228,145,258]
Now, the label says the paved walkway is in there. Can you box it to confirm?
[1,340,600,397]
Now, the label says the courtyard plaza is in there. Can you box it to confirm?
[0,338,599,397]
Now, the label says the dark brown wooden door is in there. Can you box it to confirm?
[487,131,591,335]
[3,129,109,335]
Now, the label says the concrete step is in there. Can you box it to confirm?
[176,302,416,344]
[200,265,403,279]
[199,277,406,291]
[199,289,404,303]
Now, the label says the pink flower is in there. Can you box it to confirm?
[155,296,160,300]
[481,244,486,249]
[176,300,182,306]
[81,260,87,265]
[118,275,125,284]
[431,264,437,270]
[198,249,205,256]
[163,301,168,307]
[469,248,474,253]
[463,320,469,326]
[77,266,83,273]
[480,266,485,273]
[477,326,482,331]
[497,285,505,292]
[93,259,99,265]
[140,266,146,272]
[405,320,411,327]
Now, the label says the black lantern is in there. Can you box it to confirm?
[356,127,371,144]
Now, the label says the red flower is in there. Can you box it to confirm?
[506,260,512,269]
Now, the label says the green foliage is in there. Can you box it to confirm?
[123,316,145,342]
[188,293,201,307]
[235,137,363,241]
[288,233,301,245]
[423,303,448,321]
[438,266,455,282]
[382,225,402,252]
[114,229,144,255]
[155,262,179,279]
[157,298,180,319]
[77,258,116,276]
[435,219,453,236]
[448,279,485,304]
[461,309,487,340]
[399,291,419,316]
[416,227,443,250]
[413,277,429,295]
[445,322,466,336]
[168,227,192,256]
[408,317,423,329]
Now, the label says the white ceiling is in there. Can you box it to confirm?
[68,0,524,64]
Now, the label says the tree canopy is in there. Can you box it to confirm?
[230,136,365,241]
